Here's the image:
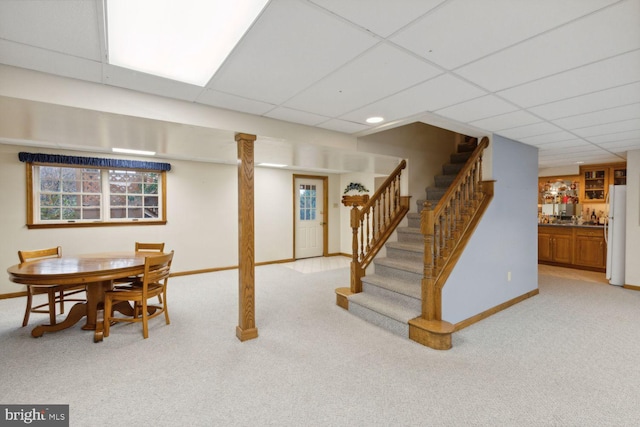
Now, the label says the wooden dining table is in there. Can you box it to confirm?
[7,251,159,342]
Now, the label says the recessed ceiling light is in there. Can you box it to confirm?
[112,148,156,156]
[575,161,585,164]
[106,0,269,86]
[366,116,384,124]
[258,163,287,168]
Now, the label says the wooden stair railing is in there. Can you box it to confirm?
[344,160,410,295]
[409,136,494,350]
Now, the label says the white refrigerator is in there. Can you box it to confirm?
[605,185,626,286]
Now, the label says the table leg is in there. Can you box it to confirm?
[31,303,87,337]
[82,280,112,331]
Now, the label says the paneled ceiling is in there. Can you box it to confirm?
[0,0,639,170]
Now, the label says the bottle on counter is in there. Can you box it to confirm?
[591,210,597,223]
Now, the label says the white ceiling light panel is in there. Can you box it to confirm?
[107,0,269,86]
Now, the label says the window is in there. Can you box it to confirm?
[299,184,317,221]
[25,163,167,228]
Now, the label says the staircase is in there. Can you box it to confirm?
[345,141,478,340]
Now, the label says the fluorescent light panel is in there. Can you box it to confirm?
[258,163,287,168]
[112,148,156,156]
[106,0,268,86]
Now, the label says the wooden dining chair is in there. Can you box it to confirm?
[115,242,166,301]
[18,246,86,327]
[135,242,165,252]
[103,250,174,339]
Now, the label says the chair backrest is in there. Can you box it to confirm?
[18,246,62,263]
[135,242,165,252]
[142,251,174,292]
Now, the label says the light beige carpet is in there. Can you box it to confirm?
[1,263,638,426]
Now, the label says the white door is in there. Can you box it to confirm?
[295,178,324,259]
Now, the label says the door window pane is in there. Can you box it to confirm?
[299,184,317,222]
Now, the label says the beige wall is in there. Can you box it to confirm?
[625,150,640,286]
[357,122,457,211]
[0,143,342,294]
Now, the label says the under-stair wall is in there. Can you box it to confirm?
[439,135,538,325]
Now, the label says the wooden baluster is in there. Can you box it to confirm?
[393,176,399,213]
[455,189,464,239]
[359,215,365,261]
[475,157,483,205]
[376,197,382,240]
[365,207,371,253]
[443,203,452,259]
[385,185,391,226]
[350,206,361,293]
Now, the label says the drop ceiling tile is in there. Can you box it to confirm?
[197,89,276,115]
[391,0,618,70]
[0,39,102,83]
[103,65,203,102]
[529,82,640,120]
[572,118,640,138]
[598,139,640,152]
[208,0,379,105]
[470,110,541,132]
[538,149,613,162]
[309,0,446,38]
[340,73,486,124]
[434,95,518,123]
[586,129,640,144]
[569,153,626,164]
[497,122,563,140]
[519,132,580,146]
[552,103,640,130]
[284,43,442,117]
[498,50,640,108]
[317,119,369,134]
[456,0,640,91]
[0,0,102,60]
[538,142,601,155]
[264,107,329,126]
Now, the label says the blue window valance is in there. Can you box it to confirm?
[18,152,171,171]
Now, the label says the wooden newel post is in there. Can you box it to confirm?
[350,205,363,293]
[236,133,258,342]
[421,202,437,321]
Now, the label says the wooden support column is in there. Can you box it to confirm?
[236,133,258,342]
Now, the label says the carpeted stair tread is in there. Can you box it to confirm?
[362,274,421,300]
[349,292,420,324]
[442,163,464,175]
[396,226,423,244]
[425,186,447,201]
[396,226,421,236]
[385,240,423,255]
[456,142,477,153]
[450,151,472,164]
[374,256,423,275]
[434,174,457,187]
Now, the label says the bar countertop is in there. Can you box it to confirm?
[538,223,604,229]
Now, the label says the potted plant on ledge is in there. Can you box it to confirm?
[342,182,370,207]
